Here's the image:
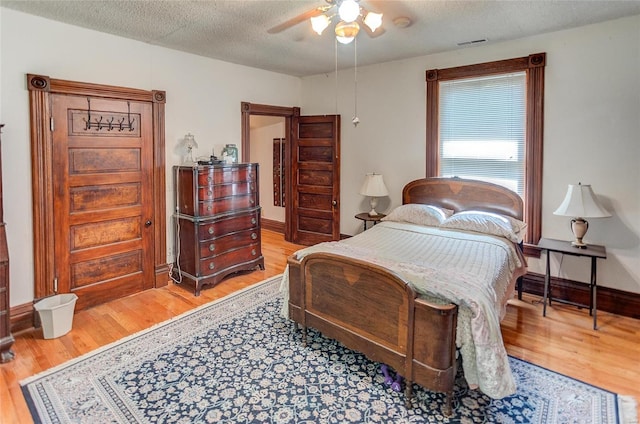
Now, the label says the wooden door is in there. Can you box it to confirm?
[291,115,340,246]
[51,94,155,310]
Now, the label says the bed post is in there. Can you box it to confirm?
[404,294,416,409]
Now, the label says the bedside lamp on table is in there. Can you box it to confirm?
[553,183,611,248]
[360,173,388,216]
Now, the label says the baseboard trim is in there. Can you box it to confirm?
[10,302,34,334]
[521,272,640,320]
[261,218,285,234]
[11,271,640,333]
[155,264,169,288]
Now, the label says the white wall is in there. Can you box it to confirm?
[302,15,640,294]
[2,7,639,306]
[0,8,301,306]
[249,121,286,223]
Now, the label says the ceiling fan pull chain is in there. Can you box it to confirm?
[352,37,359,127]
[335,37,339,115]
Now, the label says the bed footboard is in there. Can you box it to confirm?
[287,252,458,416]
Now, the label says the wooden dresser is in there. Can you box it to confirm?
[172,163,264,295]
[0,124,14,362]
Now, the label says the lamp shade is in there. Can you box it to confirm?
[183,133,198,150]
[553,183,611,218]
[338,0,360,23]
[359,173,388,197]
[311,14,330,35]
[363,12,383,32]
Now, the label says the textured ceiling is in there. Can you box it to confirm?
[2,0,639,77]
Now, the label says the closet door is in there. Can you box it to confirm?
[50,95,155,310]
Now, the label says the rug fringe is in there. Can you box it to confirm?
[619,395,638,424]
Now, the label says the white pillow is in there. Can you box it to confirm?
[381,204,453,227]
[440,210,527,243]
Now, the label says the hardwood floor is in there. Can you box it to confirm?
[1,229,638,423]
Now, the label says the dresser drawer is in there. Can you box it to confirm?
[197,194,257,217]
[197,209,259,239]
[0,286,6,312]
[197,181,256,201]
[199,244,262,275]
[197,166,256,186]
[199,229,260,259]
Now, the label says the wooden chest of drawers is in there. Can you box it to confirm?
[0,124,14,363]
[172,163,264,295]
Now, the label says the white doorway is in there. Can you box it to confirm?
[249,115,286,227]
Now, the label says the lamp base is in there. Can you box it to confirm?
[571,217,589,249]
[368,197,380,216]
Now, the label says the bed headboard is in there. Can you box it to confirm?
[402,177,523,220]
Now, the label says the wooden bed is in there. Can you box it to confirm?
[285,177,526,416]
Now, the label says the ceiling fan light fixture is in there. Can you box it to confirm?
[335,20,359,44]
[311,14,331,35]
[363,11,383,32]
[338,0,360,23]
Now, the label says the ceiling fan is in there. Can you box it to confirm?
[267,0,385,43]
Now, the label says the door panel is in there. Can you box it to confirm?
[51,94,154,310]
[291,115,340,245]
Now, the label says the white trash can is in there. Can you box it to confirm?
[34,293,78,339]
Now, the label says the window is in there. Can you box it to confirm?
[426,53,545,247]
[439,72,525,195]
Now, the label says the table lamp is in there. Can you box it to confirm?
[553,183,611,248]
[180,133,198,165]
[359,173,388,216]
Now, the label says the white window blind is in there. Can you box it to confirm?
[439,72,526,196]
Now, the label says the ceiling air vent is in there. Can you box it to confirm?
[457,38,488,46]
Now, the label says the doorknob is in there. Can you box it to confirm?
[145,220,152,227]
[332,200,337,206]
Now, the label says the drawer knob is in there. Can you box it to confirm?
[207,176,213,183]
[207,189,213,196]
[209,243,215,252]
[250,199,255,205]
[209,263,215,270]
[251,218,256,225]
[251,233,257,240]
[251,249,256,256]
[208,227,215,235]
[207,205,212,212]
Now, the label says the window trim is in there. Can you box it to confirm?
[426,53,545,251]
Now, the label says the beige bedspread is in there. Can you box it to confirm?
[280,220,526,399]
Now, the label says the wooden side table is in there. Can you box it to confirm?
[537,237,606,330]
[355,212,386,231]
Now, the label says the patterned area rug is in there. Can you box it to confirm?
[22,275,637,423]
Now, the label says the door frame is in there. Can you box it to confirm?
[27,74,168,300]
[241,102,299,242]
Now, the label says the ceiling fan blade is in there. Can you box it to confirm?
[267,7,328,34]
